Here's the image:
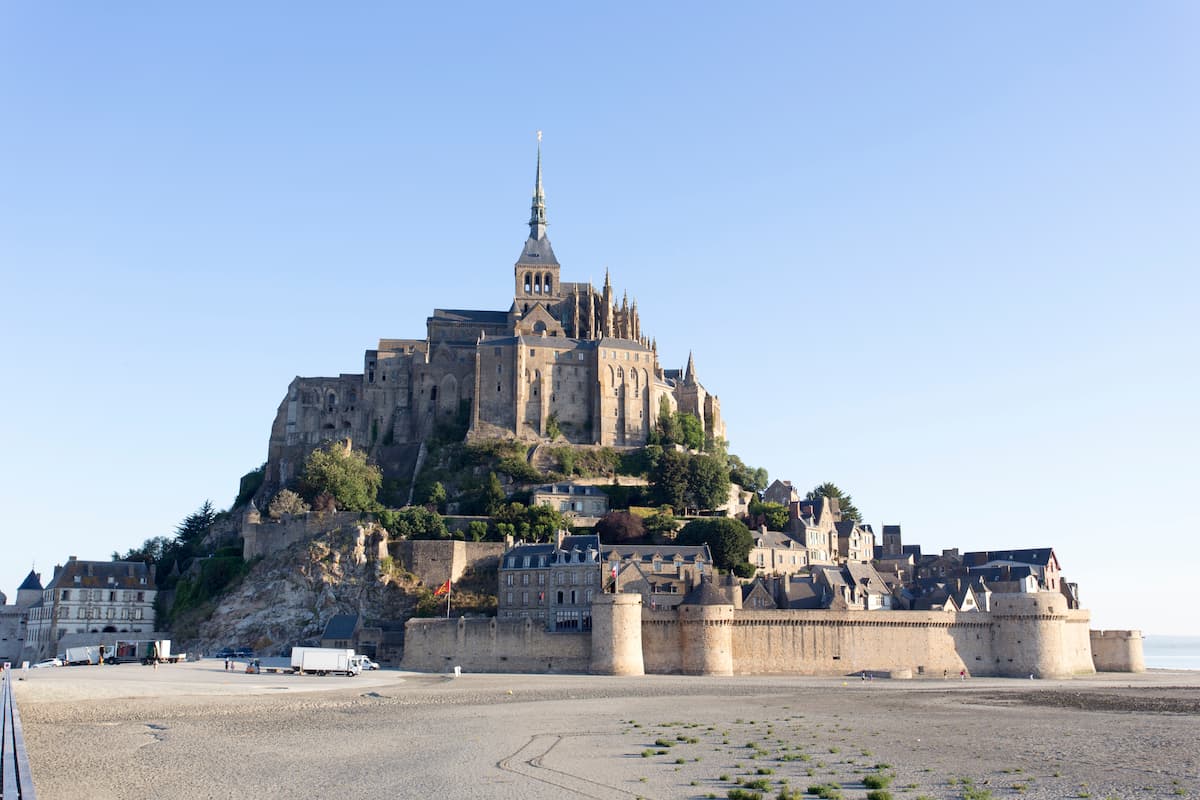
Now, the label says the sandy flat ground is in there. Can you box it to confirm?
[12,662,1200,800]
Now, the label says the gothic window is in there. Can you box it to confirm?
[524,273,532,293]
[544,276,552,294]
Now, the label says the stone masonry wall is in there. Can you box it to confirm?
[401,616,590,673]
[391,540,504,589]
[1090,629,1146,672]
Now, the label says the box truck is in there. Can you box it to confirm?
[289,647,360,676]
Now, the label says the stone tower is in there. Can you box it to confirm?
[678,578,734,675]
[590,592,645,676]
[513,135,561,314]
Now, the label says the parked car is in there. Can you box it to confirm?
[359,657,380,671]
[32,658,63,668]
[233,649,253,659]
[213,648,235,659]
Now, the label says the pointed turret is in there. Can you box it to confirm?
[529,136,548,241]
[683,351,697,385]
[514,134,560,302]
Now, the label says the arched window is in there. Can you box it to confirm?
[544,276,552,294]
[524,272,532,293]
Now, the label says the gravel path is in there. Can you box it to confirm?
[13,663,1200,799]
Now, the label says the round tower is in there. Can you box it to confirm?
[679,579,735,676]
[991,592,1078,678]
[590,593,645,676]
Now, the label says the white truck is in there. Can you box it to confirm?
[289,647,360,676]
[64,645,101,665]
[112,639,185,664]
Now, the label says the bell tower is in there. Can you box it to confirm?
[514,132,561,311]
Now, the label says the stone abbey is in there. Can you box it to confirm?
[264,144,723,494]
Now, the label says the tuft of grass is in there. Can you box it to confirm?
[866,792,893,800]
[726,789,762,800]
[756,767,774,775]
[806,784,844,800]
[654,738,674,748]
[864,775,893,790]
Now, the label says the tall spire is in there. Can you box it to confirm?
[528,130,547,241]
[683,351,697,385]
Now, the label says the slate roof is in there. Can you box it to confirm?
[681,578,730,606]
[962,548,1056,568]
[46,559,151,590]
[602,544,712,565]
[965,565,1035,583]
[753,530,800,548]
[429,308,511,325]
[321,613,360,641]
[516,235,559,266]
[503,535,601,569]
[18,569,42,591]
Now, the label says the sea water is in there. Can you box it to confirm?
[1143,635,1200,671]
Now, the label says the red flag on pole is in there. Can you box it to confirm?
[434,580,451,596]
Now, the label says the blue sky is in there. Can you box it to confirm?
[2,3,1196,635]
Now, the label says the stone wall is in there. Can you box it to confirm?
[1090,629,1145,672]
[391,540,504,589]
[401,616,591,673]
[242,511,364,560]
[401,591,1105,678]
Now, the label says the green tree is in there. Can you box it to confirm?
[687,452,731,510]
[649,449,690,511]
[727,454,768,494]
[642,506,678,537]
[379,506,448,539]
[300,441,382,512]
[676,517,754,573]
[422,481,448,513]
[466,520,490,541]
[175,500,217,546]
[806,482,863,522]
[484,472,507,515]
[677,412,705,451]
[748,499,789,531]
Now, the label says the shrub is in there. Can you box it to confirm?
[863,775,893,789]
[268,489,310,518]
[806,785,843,800]
[866,792,893,800]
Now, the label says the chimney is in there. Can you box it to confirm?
[555,529,565,549]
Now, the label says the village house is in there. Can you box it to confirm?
[814,562,893,610]
[604,543,712,610]
[835,520,875,563]
[23,557,157,660]
[748,527,811,575]
[497,534,602,631]
[529,482,609,523]
[963,548,1062,592]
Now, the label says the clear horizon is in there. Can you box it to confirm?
[1,3,1196,635]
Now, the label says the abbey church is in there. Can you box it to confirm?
[263,145,724,493]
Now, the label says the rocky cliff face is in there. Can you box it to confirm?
[189,521,416,655]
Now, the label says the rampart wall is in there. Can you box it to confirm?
[1090,629,1146,673]
[401,616,591,673]
[391,540,504,589]
[242,512,363,560]
[402,592,1108,678]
